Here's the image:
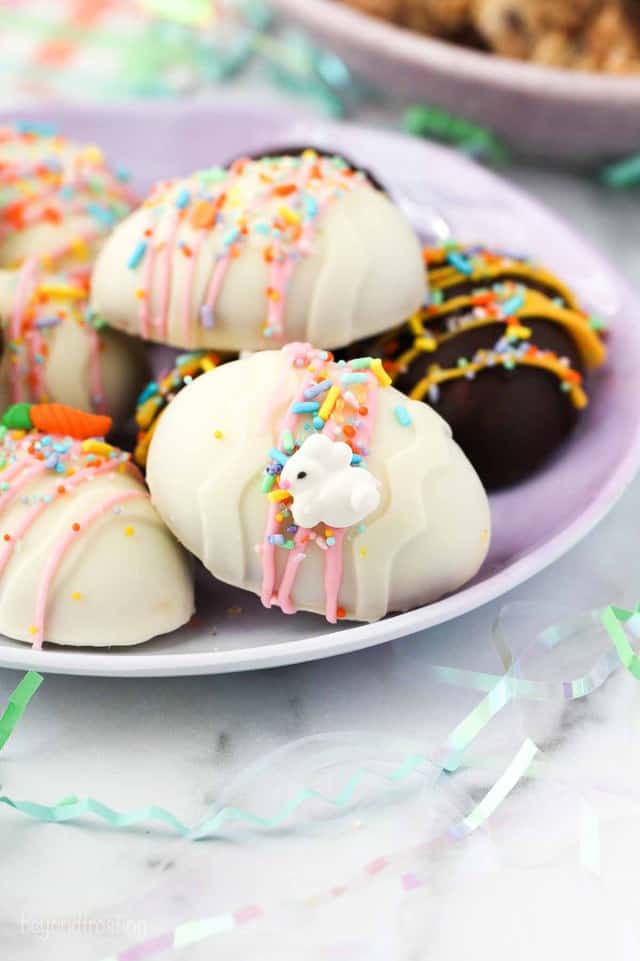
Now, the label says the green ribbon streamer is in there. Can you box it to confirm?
[600,604,640,679]
[0,671,42,752]
[0,754,431,839]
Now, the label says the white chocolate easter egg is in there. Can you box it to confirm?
[0,267,149,425]
[0,420,193,647]
[0,123,135,274]
[91,153,426,352]
[147,345,490,623]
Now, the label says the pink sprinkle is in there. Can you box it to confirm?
[402,872,423,891]
[365,856,389,876]
[233,904,263,926]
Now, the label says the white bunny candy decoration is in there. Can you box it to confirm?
[279,433,381,529]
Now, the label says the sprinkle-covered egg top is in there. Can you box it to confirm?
[0,122,135,272]
[126,151,375,343]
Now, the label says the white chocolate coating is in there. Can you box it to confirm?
[0,267,149,424]
[0,123,135,273]
[91,153,426,352]
[0,427,193,647]
[147,348,490,622]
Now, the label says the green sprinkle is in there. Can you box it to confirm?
[589,315,606,332]
[2,403,33,431]
[560,382,571,392]
[349,357,372,370]
[261,473,275,493]
[282,430,295,454]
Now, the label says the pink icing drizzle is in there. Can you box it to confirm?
[32,488,146,649]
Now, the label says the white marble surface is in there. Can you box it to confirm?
[2,97,640,961]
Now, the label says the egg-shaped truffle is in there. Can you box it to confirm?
[147,344,490,623]
[0,122,135,275]
[91,152,426,352]
[0,264,149,425]
[346,243,606,489]
[0,403,193,647]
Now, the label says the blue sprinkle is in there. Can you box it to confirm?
[45,454,59,469]
[127,239,147,270]
[303,195,318,217]
[304,381,332,400]
[286,525,298,534]
[15,120,56,136]
[313,416,324,430]
[116,167,131,182]
[175,187,191,209]
[267,534,285,546]
[351,454,362,465]
[200,304,215,329]
[326,536,336,547]
[269,448,289,467]
[254,223,270,235]
[53,440,71,453]
[40,436,52,447]
[87,203,117,227]
[394,405,412,428]
[59,185,74,201]
[137,382,159,404]
[291,401,319,414]
[223,227,240,246]
[341,372,368,385]
[501,293,525,316]
[447,251,473,275]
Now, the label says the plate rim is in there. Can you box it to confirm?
[272,0,640,103]
[0,103,639,677]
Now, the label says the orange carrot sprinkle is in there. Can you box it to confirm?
[31,404,112,440]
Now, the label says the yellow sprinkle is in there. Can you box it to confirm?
[319,385,340,421]
[415,335,437,352]
[82,440,114,456]
[135,289,146,300]
[371,358,392,387]
[481,529,490,543]
[71,592,82,601]
[279,205,300,225]
[509,325,532,340]
[359,547,368,558]
[81,144,104,165]
[201,357,216,372]
[325,529,333,537]
[124,526,135,537]
[275,513,284,522]
[302,148,318,160]
[39,283,85,301]
[29,625,38,635]
[69,238,89,260]
[268,489,292,503]
[213,430,224,440]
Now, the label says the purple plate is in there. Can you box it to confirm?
[0,100,639,677]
